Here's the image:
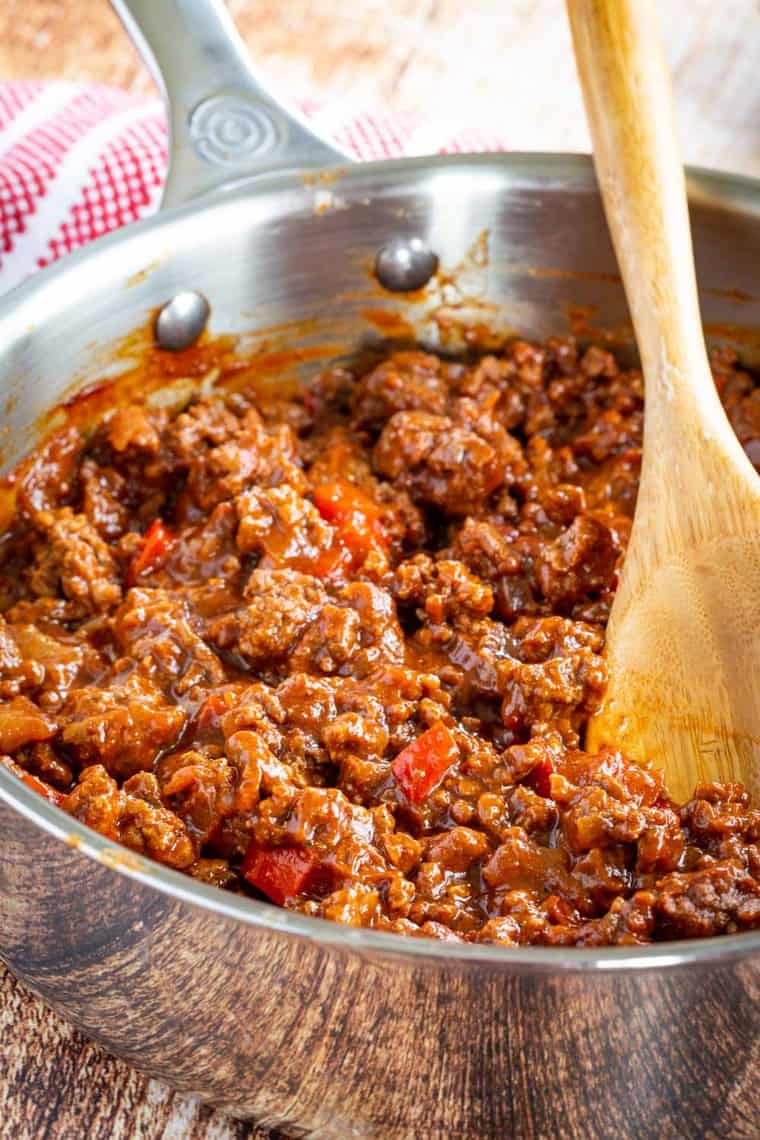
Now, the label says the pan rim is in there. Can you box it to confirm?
[3,148,760,307]
[3,766,759,971]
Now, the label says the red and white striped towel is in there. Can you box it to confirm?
[0,81,510,295]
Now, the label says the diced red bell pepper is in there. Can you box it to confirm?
[391,721,459,805]
[524,756,554,798]
[1,755,67,807]
[127,519,173,585]
[196,691,234,736]
[308,541,353,582]
[22,770,66,807]
[313,480,388,572]
[313,480,383,527]
[241,840,321,906]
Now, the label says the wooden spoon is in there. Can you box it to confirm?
[566,0,760,802]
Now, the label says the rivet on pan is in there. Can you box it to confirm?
[375,238,439,293]
[155,291,210,351]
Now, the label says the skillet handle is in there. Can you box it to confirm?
[111,0,349,208]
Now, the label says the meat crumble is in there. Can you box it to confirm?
[1,337,758,947]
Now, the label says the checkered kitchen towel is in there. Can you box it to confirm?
[0,81,511,295]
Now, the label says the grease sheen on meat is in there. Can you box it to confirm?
[1,338,759,947]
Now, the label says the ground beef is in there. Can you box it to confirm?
[113,587,226,694]
[351,351,449,428]
[223,569,329,672]
[63,764,196,869]
[235,484,334,569]
[60,672,187,780]
[26,507,122,616]
[0,337,758,947]
[373,411,505,514]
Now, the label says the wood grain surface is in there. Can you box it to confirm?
[1,2,760,1138]
[1,970,274,1140]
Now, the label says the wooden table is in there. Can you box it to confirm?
[1,2,759,1137]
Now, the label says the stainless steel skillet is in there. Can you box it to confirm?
[0,2,758,1136]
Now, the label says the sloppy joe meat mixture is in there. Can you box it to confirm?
[1,337,758,946]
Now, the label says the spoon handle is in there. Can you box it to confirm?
[566,0,727,433]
